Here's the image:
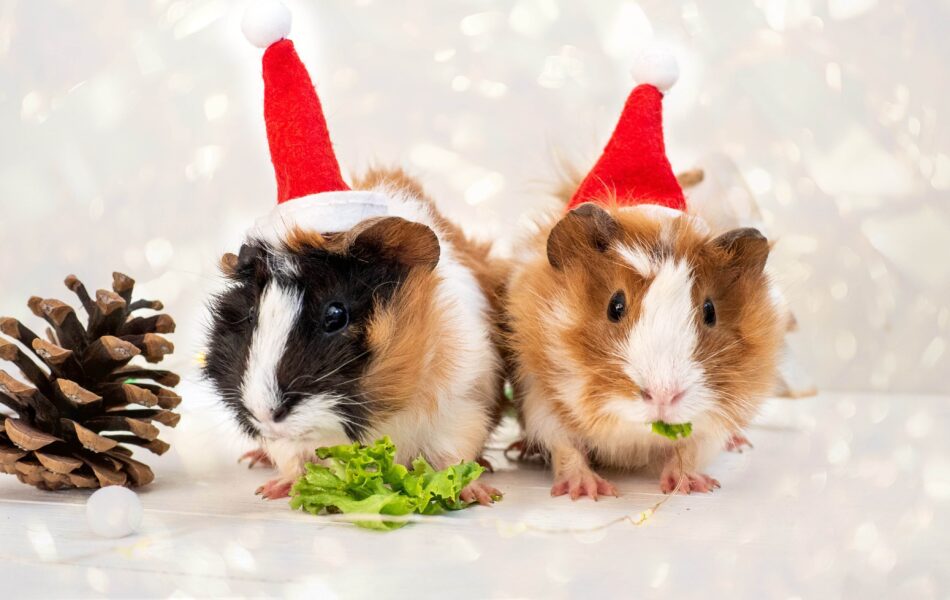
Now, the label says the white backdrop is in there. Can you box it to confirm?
[0,0,947,393]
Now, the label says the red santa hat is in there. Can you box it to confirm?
[241,0,388,241]
[567,48,686,213]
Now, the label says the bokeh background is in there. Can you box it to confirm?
[0,0,947,394]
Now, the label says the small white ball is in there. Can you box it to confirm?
[86,486,143,539]
[630,47,680,92]
[242,0,292,49]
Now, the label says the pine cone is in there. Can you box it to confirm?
[0,273,180,490]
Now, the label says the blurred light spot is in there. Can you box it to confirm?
[186,145,223,181]
[835,399,856,419]
[537,46,584,89]
[745,168,772,194]
[145,238,174,269]
[132,33,164,75]
[21,90,49,123]
[908,116,921,136]
[451,75,471,92]
[829,0,877,20]
[509,0,559,37]
[681,3,702,35]
[827,440,851,465]
[27,522,57,561]
[204,94,229,121]
[650,562,670,588]
[173,0,226,39]
[602,3,653,58]
[86,567,109,593]
[760,0,812,31]
[835,330,857,360]
[869,546,897,572]
[905,411,932,438]
[465,172,505,205]
[825,62,842,91]
[931,153,950,190]
[852,522,879,551]
[434,48,456,62]
[224,543,256,572]
[89,196,104,221]
[449,534,481,562]
[477,80,508,98]
[923,459,950,499]
[460,12,502,36]
[920,337,945,368]
[830,281,848,300]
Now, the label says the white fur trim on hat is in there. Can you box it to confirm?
[631,47,679,93]
[242,0,292,49]
[248,191,390,244]
[618,204,710,235]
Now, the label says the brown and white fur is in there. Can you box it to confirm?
[205,168,506,503]
[506,183,785,499]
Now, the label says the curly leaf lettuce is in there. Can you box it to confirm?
[290,437,487,530]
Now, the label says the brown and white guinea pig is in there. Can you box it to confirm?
[204,168,506,502]
[202,3,505,502]
[505,49,785,499]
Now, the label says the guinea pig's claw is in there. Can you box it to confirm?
[239,448,275,469]
[461,481,501,506]
[659,470,720,494]
[256,478,293,500]
[551,470,618,501]
[725,433,753,453]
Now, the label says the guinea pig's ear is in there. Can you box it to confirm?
[220,245,259,277]
[350,217,441,272]
[547,203,619,270]
[711,228,769,276]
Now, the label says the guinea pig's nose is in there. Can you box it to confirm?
[640,388,684,406]
[272,403,291,423]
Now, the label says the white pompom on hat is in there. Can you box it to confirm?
[241,0,292,49]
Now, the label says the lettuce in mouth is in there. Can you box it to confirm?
[290,436,487,530]
[651,421,693,440]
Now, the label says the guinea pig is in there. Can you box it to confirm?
[507,201,784,498]
[505,48,785,498]
[205,7,505,503]
[204,168,506,503]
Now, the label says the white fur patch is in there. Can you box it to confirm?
[616,258,713,424]
[241,283,302,428]
[615,243,655,277]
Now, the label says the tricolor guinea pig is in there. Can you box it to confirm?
[506,50,785,499]
[203,3,505,503]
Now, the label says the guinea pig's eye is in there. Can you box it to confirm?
[702,298,716,326]
[323,302,349,333]
[607,290,626,322]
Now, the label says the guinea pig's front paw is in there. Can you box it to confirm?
[239,447,274,469]
[659,464,720,494]
[551,468,619,501]
[256,477,295,500]
[725,433,753,453]
[460,481,501,506]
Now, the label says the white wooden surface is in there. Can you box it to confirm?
[2,390,948,599]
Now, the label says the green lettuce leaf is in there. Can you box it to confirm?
[290,436,488,530]
[651,421,693,440]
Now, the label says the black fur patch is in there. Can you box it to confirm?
[203,241,409,440]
